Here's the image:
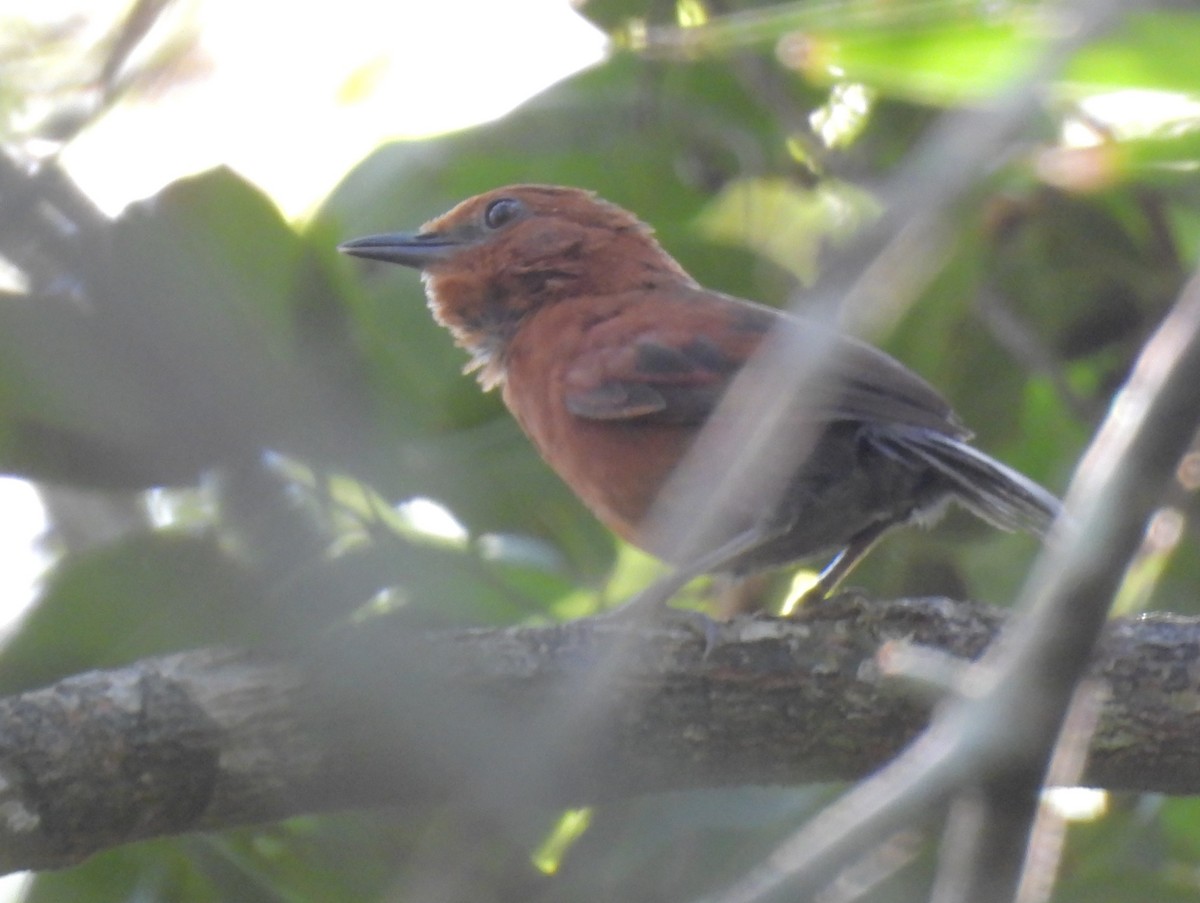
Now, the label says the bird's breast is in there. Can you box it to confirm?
[501,302,694,550]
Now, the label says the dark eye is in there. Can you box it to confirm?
[484,198,523,230]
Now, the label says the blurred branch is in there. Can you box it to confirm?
[974,283,1096,422]
[2,596,1200,875]
[0,150,153,543]
[10,0,199,145]
[0,149,107,289]
[97,0,177,92]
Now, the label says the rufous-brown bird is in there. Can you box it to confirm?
[340,185,1060,611]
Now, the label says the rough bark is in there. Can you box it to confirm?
[0,594,1197,874]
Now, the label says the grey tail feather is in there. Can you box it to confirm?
[871,427,1062,536]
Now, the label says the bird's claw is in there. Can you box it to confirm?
[594,594,723,657]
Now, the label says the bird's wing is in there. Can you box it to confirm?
[562,291,968,437]
[563,331,731,424]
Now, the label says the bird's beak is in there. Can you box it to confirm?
[338,231,462,269]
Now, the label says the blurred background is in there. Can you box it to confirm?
[2,0,1199,900]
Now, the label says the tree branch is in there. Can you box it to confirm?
[2,595,1198,874]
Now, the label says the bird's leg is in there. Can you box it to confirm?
[624,522,783,614]
[789,520,895,612]
[597,524,783,651]
[615,561,707,615]
[590,562,718,649]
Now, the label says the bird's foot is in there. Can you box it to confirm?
[784,583,870,618]
[594,590,722,656]
[785,583,833,614]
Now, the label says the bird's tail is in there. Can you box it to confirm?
[872,427,1061,537]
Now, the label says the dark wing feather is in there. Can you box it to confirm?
[866,425,1061,535]
[564,335,734,425]
[563,380,668,420]
[562,290,967,438]
[825,335,969,437]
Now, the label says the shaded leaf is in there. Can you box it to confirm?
[0,531,266,693]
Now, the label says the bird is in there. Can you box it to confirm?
[339,184,1060,613]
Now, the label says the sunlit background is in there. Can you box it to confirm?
[44,0,607,217]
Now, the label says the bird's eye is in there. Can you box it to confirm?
[484,198,523,230]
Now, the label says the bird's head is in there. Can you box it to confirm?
[339,185,695,383]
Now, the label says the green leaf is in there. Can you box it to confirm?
[1067,12,1200,97]
[22,839,219,903]
[102,167,322,458]
[0,531,266,693]
[0,291,205,486]
[788,14,1043,105]
[0,168,343,487]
